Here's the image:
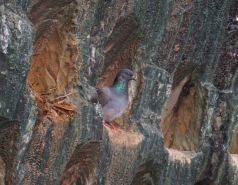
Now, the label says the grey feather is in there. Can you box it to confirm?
[97,69,135,124]
[97,87,112,107]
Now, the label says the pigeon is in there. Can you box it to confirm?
[97,69,136,130]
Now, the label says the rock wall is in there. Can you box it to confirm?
[0,0,238,184]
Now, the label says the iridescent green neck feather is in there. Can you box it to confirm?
[112,79,128,93]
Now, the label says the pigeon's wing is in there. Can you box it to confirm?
[97,87,112,107]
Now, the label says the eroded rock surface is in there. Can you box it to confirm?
[0,0,238,185]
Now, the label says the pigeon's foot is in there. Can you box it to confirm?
[103,122,112,128]
[103,122,121,133]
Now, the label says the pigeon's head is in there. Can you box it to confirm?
[115,69,136,82]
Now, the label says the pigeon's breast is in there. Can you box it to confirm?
[103,94,128,123]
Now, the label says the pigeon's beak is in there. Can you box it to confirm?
[132,76,136,81]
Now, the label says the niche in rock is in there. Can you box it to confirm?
[131,160,160,185]
[27,0,79,123]
[60,143,100,185]
[160,76,206,152]
[97,13,143,88]
[97,14,143,129]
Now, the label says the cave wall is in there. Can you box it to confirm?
[0,0,238,185]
